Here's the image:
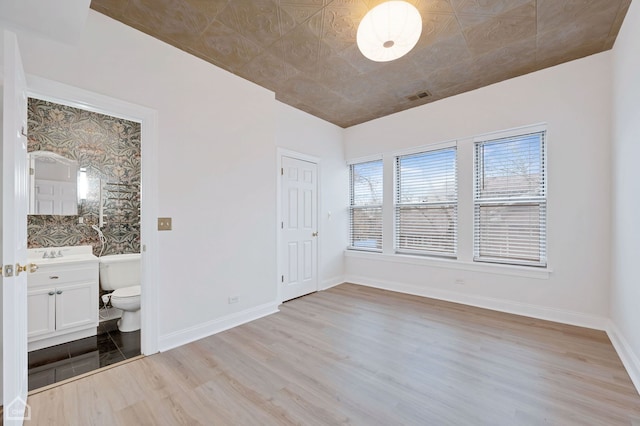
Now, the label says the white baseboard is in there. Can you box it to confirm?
[606,320,640,395]
[158,301,279,352]
[344,275,608,331]
[320,276,344,291]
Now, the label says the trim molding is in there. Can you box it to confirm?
[344,275,608,331]
[320,276,344,291]
[158,301,280,352]
[606,320,640,394]
[26,74,161,356]
[345,250,551,279]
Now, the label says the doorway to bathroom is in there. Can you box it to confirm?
[11,75,160,393]
[25,98,143,390]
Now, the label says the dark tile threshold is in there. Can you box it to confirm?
[28,319,141,391]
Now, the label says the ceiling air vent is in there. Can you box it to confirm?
[407,91,431,101]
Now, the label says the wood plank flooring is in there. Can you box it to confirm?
[26,284,640,425]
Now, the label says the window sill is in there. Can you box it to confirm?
[344,249,552,280]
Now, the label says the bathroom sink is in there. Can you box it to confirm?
[28,245,98,266]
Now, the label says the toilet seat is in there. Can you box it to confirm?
[111,285,140,299]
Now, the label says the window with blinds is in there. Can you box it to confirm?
[349,160,383,251]
[395,147,457,256]
[474,131,546,267]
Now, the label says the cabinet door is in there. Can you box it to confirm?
[28,288,56,339]
[55,282,97,331]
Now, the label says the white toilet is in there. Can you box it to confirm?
[99,253,141,332]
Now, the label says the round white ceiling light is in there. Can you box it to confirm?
[356,1,423,62]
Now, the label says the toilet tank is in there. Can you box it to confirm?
[99,253,141,291]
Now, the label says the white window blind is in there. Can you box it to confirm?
[396,147,457,256]
[474,131,547,267]
[350,160,383,251]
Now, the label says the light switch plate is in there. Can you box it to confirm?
[158,217,172,231]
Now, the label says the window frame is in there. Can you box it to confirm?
[348,158,384,252]
[473,128,547,267]
[394,146,458,258]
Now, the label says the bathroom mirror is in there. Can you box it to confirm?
[28,150,79,215]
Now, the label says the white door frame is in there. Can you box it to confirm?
[276,148,321,304]
[25,76,160,355]
[2,30,29,423]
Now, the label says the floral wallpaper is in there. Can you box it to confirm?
[27,98,141,257]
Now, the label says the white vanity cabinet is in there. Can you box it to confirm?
[27,246,99,351]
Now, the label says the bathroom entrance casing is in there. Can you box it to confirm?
[23,76,159,355]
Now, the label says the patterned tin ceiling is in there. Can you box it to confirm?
[90,0,631,128]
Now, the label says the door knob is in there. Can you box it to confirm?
[48,291,55,296]
[312,232,318,237]
[15,263,27,276]
[15,262,38,276]
[56,290,63,295]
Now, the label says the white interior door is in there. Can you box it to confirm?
[281,156,318,302]
[2,30,29,425]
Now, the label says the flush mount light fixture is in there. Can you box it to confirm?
[357,1,422,62]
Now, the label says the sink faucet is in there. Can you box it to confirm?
[43,250,63,259]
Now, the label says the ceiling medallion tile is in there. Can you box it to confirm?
[414,12,460,48]
[192,20,263,71]
[462,5,537,56]
[217,0,297,48]
[308,55,362,87]
[274,24,334,72]
[332,74,388,100]
[411,0,455,15]
[337,44,385,73]
[537,0,621,34]
[454,0,535,29]
[278,0,328,24]
[125,0,211,41]
[451,0,532,16]
[410,33,472,70]
[183,0,231,22]
[240,51,301,90]
[471,36,538,83]
[423,58,477,96]
[306,2,368,53]
[535,11,614,69]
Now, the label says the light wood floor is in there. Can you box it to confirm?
[26,284,640,425]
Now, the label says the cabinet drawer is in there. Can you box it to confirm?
[29,264,97,287]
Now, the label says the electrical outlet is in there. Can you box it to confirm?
[455,279,465,285]
[228,296,239,304]
[158,217,172,231]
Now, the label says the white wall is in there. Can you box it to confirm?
[0,11,345,350]
[611,0,640,390]
[275,102,347,289]
[344,52,613,327]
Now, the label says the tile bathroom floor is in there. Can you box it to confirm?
[28,319,141,391]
